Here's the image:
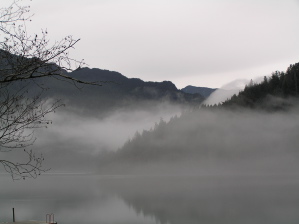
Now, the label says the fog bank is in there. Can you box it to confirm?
[98,104,299,176]
[26,102,184,172]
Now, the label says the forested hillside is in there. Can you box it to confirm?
[97,62,299,175]
[207,63,299,110]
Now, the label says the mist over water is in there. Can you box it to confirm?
[2,81,299,223]
[1,0,299,221]
[97,104,299,177]
[1,174,299,224]
[27,101,184,172]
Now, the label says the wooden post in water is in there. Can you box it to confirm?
[12,208,15,222]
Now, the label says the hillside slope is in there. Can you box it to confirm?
[181,85,216,98]
[11,67,204,116]
[215,63,299,110]
[97,62,299,175]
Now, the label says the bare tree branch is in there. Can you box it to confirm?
[0,0,104,179]
[0,149,49,180]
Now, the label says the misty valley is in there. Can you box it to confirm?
[1,0,299,223]
[2,60,299,224]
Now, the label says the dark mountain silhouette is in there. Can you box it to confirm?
[8,65,204,116]
[181,85,217,98]
[53,68,204,115]
[1,50,204,116]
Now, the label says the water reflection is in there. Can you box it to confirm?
[100,175,299,224]
[0,174,158,224]
[1,174,299,224]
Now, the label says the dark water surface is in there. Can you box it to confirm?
[1,174,299,224]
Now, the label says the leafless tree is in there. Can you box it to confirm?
[0,0,102,180]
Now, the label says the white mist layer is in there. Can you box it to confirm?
[203,77,264,105]
[26,102,184,172]
[98,103,299,176]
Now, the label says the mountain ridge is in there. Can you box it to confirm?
[18,66,205,117]
[181,85,217,98]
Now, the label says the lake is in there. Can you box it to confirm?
[1,174,299,224]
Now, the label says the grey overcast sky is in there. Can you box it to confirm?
[25,0,299,88]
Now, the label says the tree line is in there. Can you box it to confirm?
[202,63,299,110]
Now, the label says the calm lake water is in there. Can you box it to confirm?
[1,174,299,224]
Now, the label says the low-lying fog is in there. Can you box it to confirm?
[97,102,299,176]
[2,85,299,224]
[2,91,299,176]
[29,101,184,172]
[1,74,299,179]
